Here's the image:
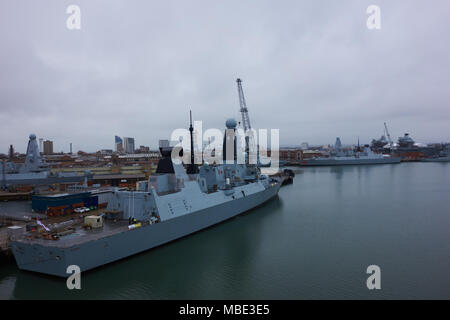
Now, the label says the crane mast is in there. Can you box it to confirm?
[237,78,251,132]
[384,122,393,146]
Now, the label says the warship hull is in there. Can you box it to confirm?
[299,157,401,166]
[1,172,84,186]
[10,182,280,277]
[420,157,450,163]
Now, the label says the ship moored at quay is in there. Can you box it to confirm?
[298,138,401,166]
[280,137,401,167]
[9,117,282,277]
[279,123,447,166]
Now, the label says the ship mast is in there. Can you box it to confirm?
[187,110,199,174]
[357,136,360,155]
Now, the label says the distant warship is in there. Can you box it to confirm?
[370,122,393,153]
[420,144,450,162]
[370,134,389,152]
[370,123,440,160]
[1,134,84,188]
[391,133,439,160]
[300,137,401,166]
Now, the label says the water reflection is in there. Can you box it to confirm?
[329,166,345,180]
[10,197,283,299]
[2,163,450,299]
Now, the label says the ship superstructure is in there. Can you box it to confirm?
[391,133,439,161]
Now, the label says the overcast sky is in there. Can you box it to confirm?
[1,0,449,153]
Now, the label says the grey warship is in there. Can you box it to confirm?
[1,134,85,187]
[300,137,401,166]
[10,117,281,277]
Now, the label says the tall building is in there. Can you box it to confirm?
[9,145,14,160]
[115,136,123,153]
[123,137,135,154]
[43,140,53,155]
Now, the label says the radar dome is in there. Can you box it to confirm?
[225,118,237,129]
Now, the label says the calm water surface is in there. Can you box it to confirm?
[1,162,449,299]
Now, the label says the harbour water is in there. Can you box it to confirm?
[0,162,449,299]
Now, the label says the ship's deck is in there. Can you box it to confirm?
[14,220,132,248]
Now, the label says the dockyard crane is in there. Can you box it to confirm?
[237,78,251,132]
[384,122,393,146]
[236,78,257,166]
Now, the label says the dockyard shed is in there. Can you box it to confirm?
[32,192,92,213]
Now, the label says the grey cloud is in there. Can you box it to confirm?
[1,0,449,153]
